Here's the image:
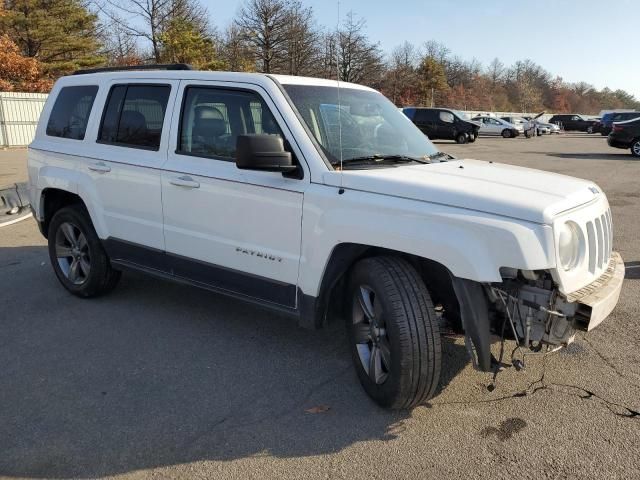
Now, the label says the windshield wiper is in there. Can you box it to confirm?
[427,151,454,161]
[332,154,429,166]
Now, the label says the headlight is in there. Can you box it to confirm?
[558,221,584,270]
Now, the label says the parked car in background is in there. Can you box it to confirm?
[501,116,530,134]
[536,124,551,135]
[600,111,640,136]
[548,114,599,133]
[522,112,559,136]
[472,115,520,138]
[547,123,561,134]
[402,107,480,144]
[607,117,640,157]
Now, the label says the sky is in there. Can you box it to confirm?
[201,0,640,99]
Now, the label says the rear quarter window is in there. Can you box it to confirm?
[46,86,99,140]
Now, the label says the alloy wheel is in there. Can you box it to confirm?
[352,285,391,385]
[55,221,91,285]
[633,141,640,157]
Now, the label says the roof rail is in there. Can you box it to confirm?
[73,63,193,75]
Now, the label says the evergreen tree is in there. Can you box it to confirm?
[1,0,103,75]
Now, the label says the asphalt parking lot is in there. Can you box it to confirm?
[1,134,639,479]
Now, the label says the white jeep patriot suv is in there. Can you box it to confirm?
[28,65,625,409]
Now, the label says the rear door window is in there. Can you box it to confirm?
[98,84,171,150]
[46,86,98,140]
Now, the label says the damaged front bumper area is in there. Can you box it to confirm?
[453,252,625,372]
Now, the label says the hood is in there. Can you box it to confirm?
[323,159,600,224]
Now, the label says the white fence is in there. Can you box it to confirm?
[0,92,48,147]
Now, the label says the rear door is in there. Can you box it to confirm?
[568,115,582,131]
[160,81,306,308]
[82,80,178,263]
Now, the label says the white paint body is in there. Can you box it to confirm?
[28,71,620,309]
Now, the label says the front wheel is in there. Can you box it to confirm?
[48,205,121,297]
[631,139,640,158]
[455,132,468,144]
[347,256,441,409]
[502,129,512,138]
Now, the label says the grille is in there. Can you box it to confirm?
[585,209,613,274]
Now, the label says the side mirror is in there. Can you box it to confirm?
[236,134,296,172]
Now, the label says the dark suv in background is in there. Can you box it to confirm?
[600,111,640,136]
[402,107,481,144]
[548,114,600,133]
[607,117,640,157]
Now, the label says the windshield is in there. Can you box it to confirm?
[282,84,439,168]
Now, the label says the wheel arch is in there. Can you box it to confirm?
[300,243,461,332]
[39,188,85,238]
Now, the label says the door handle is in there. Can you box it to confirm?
[169,175,200,189]
[88,162,111,173]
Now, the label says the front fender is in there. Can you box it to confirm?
[299,184,556,298]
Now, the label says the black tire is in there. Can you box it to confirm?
[502,129,512,138]
[631,139,640,158]
[587,126,594,134]
[47,204,121,297]
[346,256,441,409]
[468,134,476,143]
[455,133,468,144]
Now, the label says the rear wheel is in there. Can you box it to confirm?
[587,126,594,134]
[455,133,468,144]
[468,133,477,143]
[48,205,121,297]
[347,256,441,409]
[502,129,512,138]
[631,139,640,158]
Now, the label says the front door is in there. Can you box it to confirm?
[161,82,306,308]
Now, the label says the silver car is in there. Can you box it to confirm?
[472,116,520,138]
[501,116,536,137]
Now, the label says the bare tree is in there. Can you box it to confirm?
[220,24,254,71]
[383,41,418,104]
[235,0,291,73]
[335,11,383,85]
[281,1,319,75]
[487,57,504,87]
[422,40,450,64]
[102,17,142,65]
[315,31,337,79]
[96,0,210,62]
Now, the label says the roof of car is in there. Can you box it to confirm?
[57,69,375,92]
[615,116,640,124]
